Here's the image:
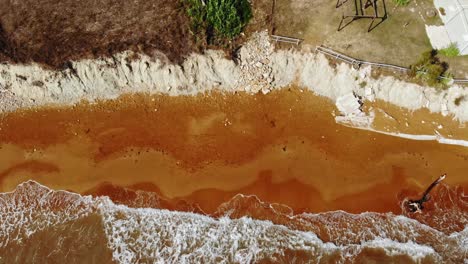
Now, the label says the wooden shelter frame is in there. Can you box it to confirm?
[336,0,387,32]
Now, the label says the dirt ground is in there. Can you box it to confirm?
[0,0,197,68]
[273,0,468,78]
[0,0,276,69]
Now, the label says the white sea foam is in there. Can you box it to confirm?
[97,199,445,263]
[97,199,339,263]
[337,122,468,148]
[359,238,438,260]
[0,181,95,248]
[0,181,465,263]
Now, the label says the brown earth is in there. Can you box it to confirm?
[0,0,197,68]
[0,0,273,69]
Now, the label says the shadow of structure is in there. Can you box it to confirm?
[336,0,387,32]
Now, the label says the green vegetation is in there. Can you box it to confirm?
[184,0,252,43]
[409,50,452,89]
[186,0,207,36]
[394,0,410,6]
[439,71,454,86]
[359,81,367,88]
[207,0,252,39]
[439,43,460,57]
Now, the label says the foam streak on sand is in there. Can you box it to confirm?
[4,181,467,263]
[385,132,468,147]
[337,121,468,147]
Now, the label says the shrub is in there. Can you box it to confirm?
[206,0,252,39]
[394,0,410,6]
[439,71,454,86]
[409,50,437,77]
[424,64,445,86]
[439,43,460,57]
[409,49,452,89]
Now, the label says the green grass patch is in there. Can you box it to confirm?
[186,0,207,36]
[439,43,460,57]
[207,0,252,39]
[394,0,410,6]
[183,0,252,44]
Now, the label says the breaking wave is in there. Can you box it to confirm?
[0,181,466,263]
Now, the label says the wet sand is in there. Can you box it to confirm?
[0,88,467,214]
[366,100,468,139]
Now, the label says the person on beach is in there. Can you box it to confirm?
[406,174,446,213]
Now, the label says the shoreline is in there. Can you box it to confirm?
[1,179,466,263]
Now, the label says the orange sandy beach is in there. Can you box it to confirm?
[1,88,467,215]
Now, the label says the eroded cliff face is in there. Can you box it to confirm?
[1,32,468,123]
